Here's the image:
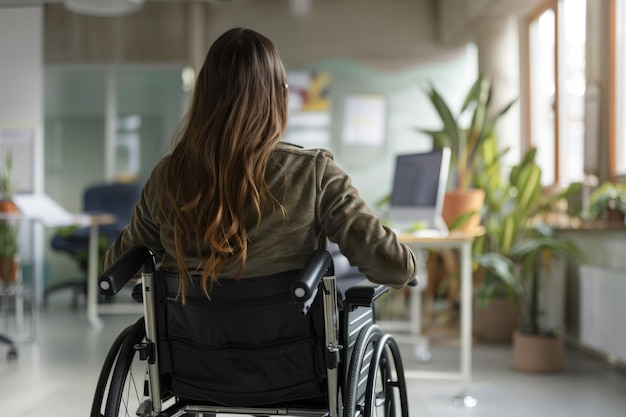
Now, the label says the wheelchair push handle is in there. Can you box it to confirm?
[99,245,156,296]
[291,249,334,301]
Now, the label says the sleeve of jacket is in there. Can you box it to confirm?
[314,150,417,289]
[102,173,164,271]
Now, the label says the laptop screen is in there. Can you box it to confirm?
[388,148,450,231]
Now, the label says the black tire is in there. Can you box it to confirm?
[363,334,409,417]
[344,324,385,417]
[90,322,135,417]
[105,317,147,417]
[91,318,149,417]
[344,325,409,417]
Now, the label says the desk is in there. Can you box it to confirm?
[393,231,477,406]
[9,194,139,327]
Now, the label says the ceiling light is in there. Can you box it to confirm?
[64,0,145,17]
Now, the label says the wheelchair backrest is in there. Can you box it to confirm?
[154,270,328,407]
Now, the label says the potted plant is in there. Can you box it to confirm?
[0,152,20,283]
[472,146,583,370]
[419,74,517,232]
[586,181,626,224]
[507,225,582,372]
[470,144,541,341]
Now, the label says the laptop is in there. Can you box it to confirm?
[387,147,451,237]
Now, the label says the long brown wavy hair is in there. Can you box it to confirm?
[162,28,288,300]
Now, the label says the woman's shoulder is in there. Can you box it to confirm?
[273,141,334,160]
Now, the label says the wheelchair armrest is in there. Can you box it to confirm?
[291,249,333,315]
[98,245,156,296]
[344,279,388,309]
[291,249,333,301]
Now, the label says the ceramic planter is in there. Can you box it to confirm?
[474,297,520,343]
[442,189,485,233]
[512,330,564,373]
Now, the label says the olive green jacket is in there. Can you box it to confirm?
[104,142,416,289]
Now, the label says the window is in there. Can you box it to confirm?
[525,0,586,185]
[528,6,557,185]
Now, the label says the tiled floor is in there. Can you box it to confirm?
[1,303,626,417]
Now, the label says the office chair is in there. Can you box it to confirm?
[0,333,17,360]
[44,182,142,308]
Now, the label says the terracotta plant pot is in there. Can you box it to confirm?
[442,189,485,233]
[0,199,18,213]
[512,330,564,373]
[474,297,520,343]
[0,199,20,283]
[0,256,18,283]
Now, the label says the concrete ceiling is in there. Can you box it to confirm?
[0,0,546,15]
[1,0,548,47]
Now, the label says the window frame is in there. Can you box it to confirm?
[523,0,588,186]
[610,0,619,180]
[523,0,560,183]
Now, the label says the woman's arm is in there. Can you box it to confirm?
[315,152,417,289]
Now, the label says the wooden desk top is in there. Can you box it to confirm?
[74,213,117,227]
[398,226,484,243]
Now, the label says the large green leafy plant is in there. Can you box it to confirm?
[473,144,583,334]
[420,74,517,191]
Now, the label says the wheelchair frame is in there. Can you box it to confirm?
[91,245,409,417]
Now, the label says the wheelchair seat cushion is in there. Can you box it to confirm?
[156,271,327,407]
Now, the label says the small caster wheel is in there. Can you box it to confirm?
[7,348,18,361]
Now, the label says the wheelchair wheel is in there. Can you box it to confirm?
[91,318,152,417]
[344,324,409,417]
[364,334,408,417]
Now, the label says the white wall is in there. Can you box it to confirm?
[0,6,45,302]
[0,6,44,194]
[0,7,43,125]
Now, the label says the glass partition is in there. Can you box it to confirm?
[44,65,188,212]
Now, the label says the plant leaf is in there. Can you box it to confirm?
[426,85,461,155]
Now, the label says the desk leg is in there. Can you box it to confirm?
[410,252,432,361]
[87,224,103,328]
[451,241,477,408]
[410,281,421,336]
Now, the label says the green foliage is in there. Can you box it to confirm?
[56,225,111,269]
[0,153,18,199]
[419,74,517,191]
[472,145,584,334]
[508,229,583,334]
[0,152,19,262]
[587,182,626,221]
[0,222,18,259]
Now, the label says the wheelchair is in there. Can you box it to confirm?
[91,245,412,417]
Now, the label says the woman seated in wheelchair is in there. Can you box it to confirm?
[99,27,417,417]
[103,27,416,300]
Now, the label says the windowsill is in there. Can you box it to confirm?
[554,220,626,232]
